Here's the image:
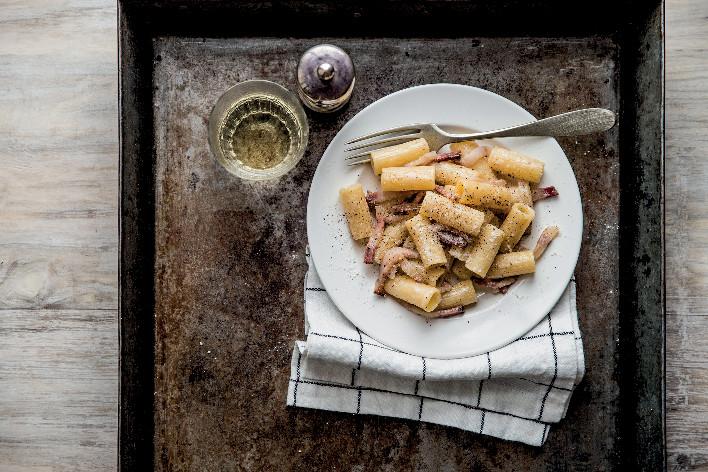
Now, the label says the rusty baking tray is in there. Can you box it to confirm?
[118,1,665,470]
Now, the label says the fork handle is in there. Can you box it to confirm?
[456,108,616,141]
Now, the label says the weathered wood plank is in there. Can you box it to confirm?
[0,0,118,310]
[666,0,708,470]
[666,312,708,471]
[0,245,117,309]
[0,1,119,470]
[0,309,118,472]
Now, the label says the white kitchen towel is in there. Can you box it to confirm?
[287,252,584,446]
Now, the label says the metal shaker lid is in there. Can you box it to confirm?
[297,44,355,113]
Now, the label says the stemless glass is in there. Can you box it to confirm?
[208,80,309,181]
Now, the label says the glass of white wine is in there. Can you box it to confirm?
[208,80,309,180]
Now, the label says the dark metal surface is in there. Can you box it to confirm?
[119,1,664,470]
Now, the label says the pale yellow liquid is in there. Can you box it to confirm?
[218,95,297,171]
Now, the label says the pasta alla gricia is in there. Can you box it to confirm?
[338,136,560,319]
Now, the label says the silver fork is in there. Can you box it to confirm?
[345,108,616,165]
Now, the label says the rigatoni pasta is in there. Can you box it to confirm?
[498,203,535,253]
[486,250,536,279]
[464,224,506,278]
[458,180,517,212]
[437,280,477,309]
[488,147,544,183]
[419,191,484,235]
[510,180,533,206]
[371,138,430,175]
[339,183,372,240]
[434,161,484,186]
[381,166,436,191]
[384,275,441,312]
[405,214,448,268]
[338,135,561,320]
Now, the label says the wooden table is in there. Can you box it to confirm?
[0,0,704,470]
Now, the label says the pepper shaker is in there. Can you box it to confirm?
[297,44,355,113]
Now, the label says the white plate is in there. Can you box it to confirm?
[306,84,582,359]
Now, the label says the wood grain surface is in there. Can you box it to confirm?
[0,0,705,470]
[0,1,119,471]
[666,0,708,470]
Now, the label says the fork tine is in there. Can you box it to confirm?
[346,157,371,166]
[344,133,421,152]
[345,124,421,145]
[345,149,380,161]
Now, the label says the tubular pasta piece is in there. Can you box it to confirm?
[458,180,517,212]
[488,147,544,183]
[381,166,436,191]
[419,191,485,235]
[371,138,430,175]
[384,275,441,312]
[464,223,506,278]
[434,161,486,186]
[437,280,477,309]
[498,203,535,253]
[405,214,448,268]
[510,180,533,206]
[486,250,536,279]
[339,184,373,240]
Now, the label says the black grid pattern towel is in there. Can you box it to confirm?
[287,252,584,446]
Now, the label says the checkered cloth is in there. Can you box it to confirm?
[287,252,584,446]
